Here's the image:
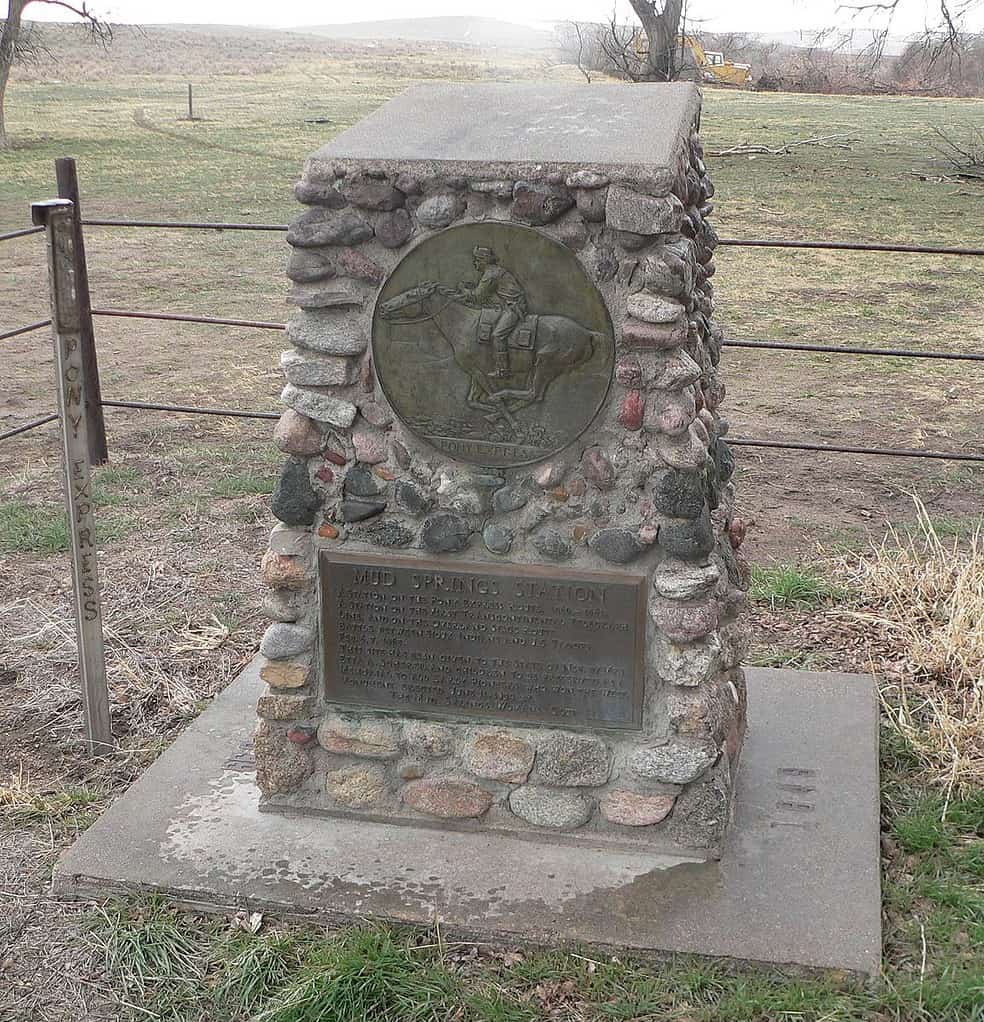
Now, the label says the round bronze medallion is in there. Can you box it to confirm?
[372,222,615,468]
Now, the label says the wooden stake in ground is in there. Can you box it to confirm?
[55,156,109,466]
[32,198,113,756]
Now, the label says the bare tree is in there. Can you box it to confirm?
[626,0,686,81]
[842,0,983,66]
[0,0,109,149]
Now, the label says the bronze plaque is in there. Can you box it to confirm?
[320,551,646,730]
[372,222,615,468]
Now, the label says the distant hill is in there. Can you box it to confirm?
[296,17,554,50]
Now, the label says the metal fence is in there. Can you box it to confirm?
[2,158,983,464]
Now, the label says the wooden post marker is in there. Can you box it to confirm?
[55,157,109,466]
[32,199,113,756]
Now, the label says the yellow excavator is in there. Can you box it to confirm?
[631,31,752,87]
[680,35,752,87]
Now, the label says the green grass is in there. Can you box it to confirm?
[0,498,72,553]
[210,471,276,499]
[0,490,140,553]
[0,780,107,829]
[746,646,838,670]
[750,563,844,609]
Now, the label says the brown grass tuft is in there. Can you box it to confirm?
[835,496,984,798]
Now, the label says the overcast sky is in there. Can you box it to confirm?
[25,0,984,35]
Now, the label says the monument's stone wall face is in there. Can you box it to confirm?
[256,84,750,856]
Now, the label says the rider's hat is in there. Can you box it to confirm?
[472,245,496,262]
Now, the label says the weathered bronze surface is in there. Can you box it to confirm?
[372,222,615,468]
[320,551,646,729]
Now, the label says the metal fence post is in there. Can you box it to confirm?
[32,198,113,756]
[55,157,109,466]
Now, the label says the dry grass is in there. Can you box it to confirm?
[835,496,984,798]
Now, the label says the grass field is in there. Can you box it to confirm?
[1,24,983,1022]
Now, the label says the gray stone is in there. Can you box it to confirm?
[492,484,529,513]
[668,771,730,850]
[421,513,472,553]
[626,293,686,324]
[260,622,314,660]
[341,174,404,211]
[287,209,373,248]
[325,765,387,808]
[281,384,358,429]
[511,183,574,225]
[319,714,401,759]
[341,499,386,523]
[658,509,714,560]
[362,519,414,548]
[404,721,454,758]
[254,723,312,795]
[293,180,347,208]
[287,247,337,284]
[470,179,515,198]
[280,349,358,387]
[483,522,513,555]
[590,528,644,564]
[345,466,386,498]
[286,311,367,357]
[465,732,535,783]
[650,469,706,519]
[574,187,608,223]
[508,786,593,829]
[272,458,320,526]
[273,409,323,456]
[286,284,363,310]
[653,562,720,601]
[268,523,312,557]
[394,480,433,515]
[655,634,722,687]
[716,439,736,482]
[606,187,685,236]
[416,193,465,229]
[375,209,413,248]
[261,590,306,623]
[532,530,572,562]
[533,734,610,787]
[631,740,718,785]
[565,170,610,189]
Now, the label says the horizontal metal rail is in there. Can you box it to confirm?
[76,218,984,256]
[91,308,286,330]
[101,399,280,420]
[717,238,984,257]
[728,437,983,462]
[723,337,984,362]
[7,400,978,462]
[0,225,45,242]
[83,218,289,232]
[0,412,59,441]
[80,310,984,367]
[1,319,51,342]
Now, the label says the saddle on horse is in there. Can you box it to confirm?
[476,307,538,351]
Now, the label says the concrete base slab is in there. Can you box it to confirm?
[52,660,882,976]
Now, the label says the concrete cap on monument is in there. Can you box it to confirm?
[305,82,702,183]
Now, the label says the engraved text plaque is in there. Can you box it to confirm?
[320,552,646,729]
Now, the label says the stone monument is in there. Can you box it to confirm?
[257,82,749,857]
